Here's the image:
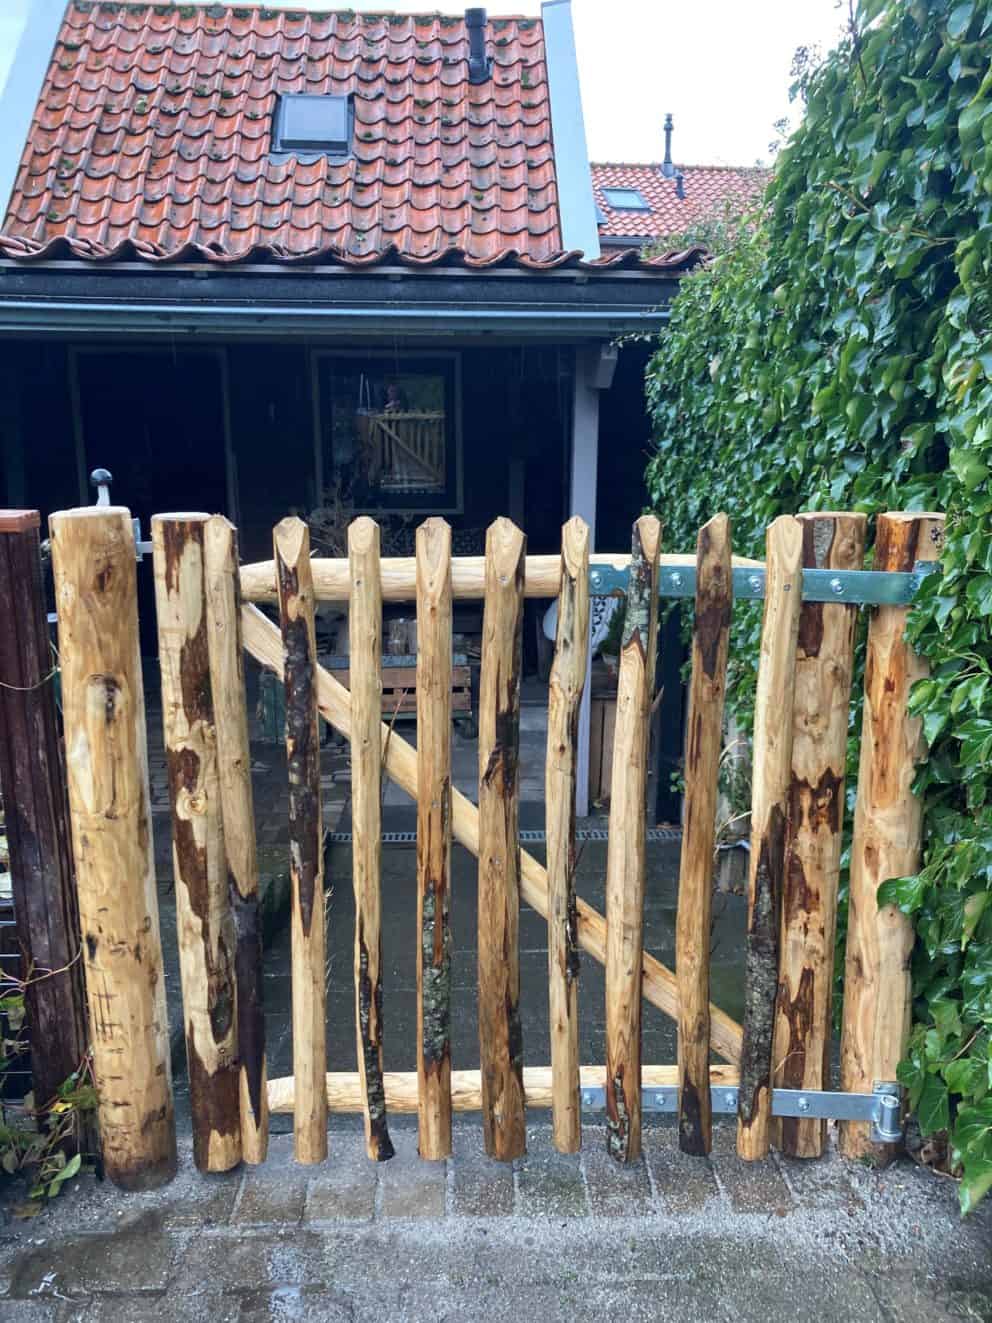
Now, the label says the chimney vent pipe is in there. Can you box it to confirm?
[466,9,491,85]
[662,113,676,178]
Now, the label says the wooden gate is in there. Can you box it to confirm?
[42,503,944,1188]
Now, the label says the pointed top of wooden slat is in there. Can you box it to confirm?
[273,515,310,566]
[0,510,40,532]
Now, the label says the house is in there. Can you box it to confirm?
[593,116,768,253]
[0,0,702,812]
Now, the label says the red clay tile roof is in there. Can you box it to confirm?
[592,162,768,245]
[2,2,568,266]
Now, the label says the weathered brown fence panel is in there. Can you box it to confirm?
[676,513,732,1157]
[546,516,590,1154]
[50,506,177,1190]
[274,516,328,1165]
[478,517,528,1161]
[737,515,803,1161]
[415,517,453,1160]
[605,514,662,1164]
[204,515,269,1165]
[152,514,241,1174]
[839,512,945,1162]
[773,512,866,1158]
[0,511,89,1140]
[348,516,394,1163]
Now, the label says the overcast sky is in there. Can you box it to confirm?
[0,0,848,165]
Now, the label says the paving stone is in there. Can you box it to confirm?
[232,1136,309,1225]
[68,1293,241,1323]
[644,1128,722,1214]
[515,1126,588,1218]
[379,1126,446,1219]
[304,1143,377,1221]
[174,1229,330,1296]
[710,1123,794,1215]
[581,1131,653,1215]
[7,1218,179,1299]
[236,1284,354,1322]
[775,1149,865,1215]
[449,1126,514,1217]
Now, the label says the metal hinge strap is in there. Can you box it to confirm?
[579,1082,902,1145]
[588,562,939,607]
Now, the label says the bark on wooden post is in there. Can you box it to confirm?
[676,513,732,1156]
[348,516,394,1162]
[204,515,268,1165]
[839,512,945,1162]
[773,512,866,1158]
[49,506,177,1191]
[274,516,328,1165]
[152,514,241,1174]
[240,604,746,1063]
[415,518,453,1160]
[0,512,89,1140]
[477,517,527,1161]
[545,516,590,1154]
[737,515,803,1161]
[605,514,662,1164]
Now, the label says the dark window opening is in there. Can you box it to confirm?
[273,93,353,158]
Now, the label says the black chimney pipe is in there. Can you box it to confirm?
[466,9,491,85]
[661,113,675,178]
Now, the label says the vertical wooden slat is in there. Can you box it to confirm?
[152,514,241,1174]
[50,506,177,1191]
[546,515,590,1154]
[274,515,328,1165]
[773,512,866,1159]
[415,517,453,1160]
[478,516,527,1161]
[0,512,90,1150]
[839,511,945,1162]
[605,514,662,1164]
[737,515,803,1161]
[676,513,732,1157]
[349,516,395,1163]
[204,515,268,1166]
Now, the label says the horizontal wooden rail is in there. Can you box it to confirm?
[267,1065,740,1114]
[241,604,744,1064]
[239,552,763,604]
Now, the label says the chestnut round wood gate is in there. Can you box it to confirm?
[42,502,944,1189]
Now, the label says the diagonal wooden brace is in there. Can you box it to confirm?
[241,604,743,1064]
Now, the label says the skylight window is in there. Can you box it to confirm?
[273,94,352,158]
[602,188,651,212]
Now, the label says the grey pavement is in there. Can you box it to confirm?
[1,1120,990,1322]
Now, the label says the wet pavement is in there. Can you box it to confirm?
[2,1119,990,1321]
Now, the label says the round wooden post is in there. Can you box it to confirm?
[0,512,89,1141]
[478,517,528,1161]
[546,516,590,1154]
[839,512,945,1162]
[274,516,329,1165]
[773,512,866,1158]
[415,518,453,1160]
[49,506,177,1191]
[676,513,732,1156]
[204,515,269,1165]
[737,515,803,1161]
[605,514,662,1164]
[152,514,241,1174]
[348,516,395,1163]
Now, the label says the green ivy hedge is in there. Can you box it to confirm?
[645,0,992,1211]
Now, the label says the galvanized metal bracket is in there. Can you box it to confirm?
[589,562,939,608]
[579,1083,903,1144]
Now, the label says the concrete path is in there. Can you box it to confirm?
[2,1119,990,1321]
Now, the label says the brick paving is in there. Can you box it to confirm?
[2,1121,991,1321]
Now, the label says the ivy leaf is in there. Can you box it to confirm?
[918,1072,951,1136]
[948,1,976,38]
